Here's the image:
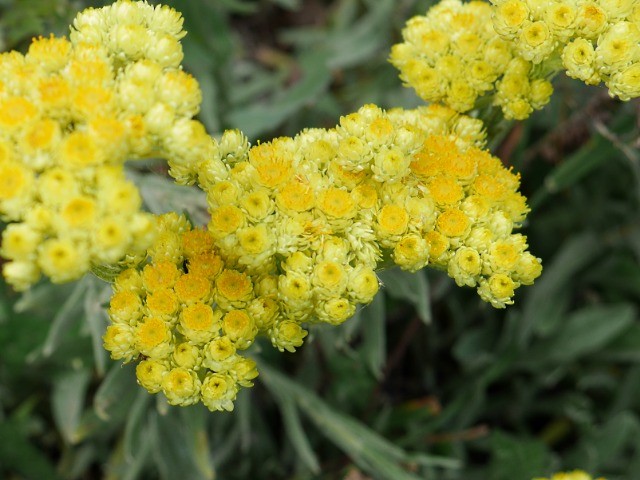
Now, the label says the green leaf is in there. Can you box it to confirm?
[518,233,604,346]
[0,418,61,480]
[150,410,215,480]
[589,411,640,466]
[123,390,152,460]
[94,363,139,423]
[259,361,459,480]
[272,391,320,474]
[379,268,431,324]
[361,293,386,379]
[453,326,495,370]
[105,430,152,480]
[270,0,301,9]
[490,431,550,480]
[527,106,636,212]
[598,324,640,362]
[83,276,110,376]
[529,135,615,211]
[227,51,332,138]
[525,303,636,365]
[38,278,88,358]
[52,368,92,444]
[179,407,216,480]
[135,172,209,224]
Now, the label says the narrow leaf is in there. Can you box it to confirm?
[259,361,457,480]
[94,363,139,422]
[518,233,603,346]
[52,368,92,444]
[526,303,636,365]
[361,293,386,379]
[0,418,61,480]
[379,268,431,324]
[39,278,88,358]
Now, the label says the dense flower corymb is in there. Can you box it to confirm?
[490,0,640,100]
[197,104,541,312]
[104,214,261,411]
[0,0,213,289]
[389,0,553,119]
[106,105,542,411]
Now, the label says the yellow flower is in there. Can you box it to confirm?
[173,343,202,370]
[276,180,315,213]
[533,470,606,480]
[390,0,551,118]
[317,188,356,219]
[109,290,144,325]
[38,237,89,283]
[222,310,257,349]
[174,273,212,305]
[162,367,201,406]
[103,323,136,362]
[142,262,181,292]
[270,320,308,353]
[393,234,430,272]
[179,303,220,344]
[209,205,245,238]
[203,336,238,372]
[136,359,169,394]
[134,316,173,358]
[478,273,518,308]
[0,97,38,130]
[201,373,238,412]
[215,269,254,308]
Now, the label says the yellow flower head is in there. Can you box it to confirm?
[135,316,173,358]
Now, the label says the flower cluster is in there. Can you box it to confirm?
[104,213,260,411]
[389,0,553,119]
[491,0,640,100]
[533,471,606,480]
[197,104,541,313]
[69,0,214,182]
[0,1,212,289]
[105,104,541,410]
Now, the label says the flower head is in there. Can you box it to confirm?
[0,1,214,289]
[390,0,553,118]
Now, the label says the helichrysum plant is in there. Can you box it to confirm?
[2,0,639,477]
[3,0,639,415]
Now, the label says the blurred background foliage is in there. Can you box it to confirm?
[1,0,640,479]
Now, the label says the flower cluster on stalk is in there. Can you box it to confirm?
[491,0,640,99]
[389,0,554,119]
[0,0,211,289]
[104,103,542,411]
[104,214,260,411]
[198,104,541,317]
